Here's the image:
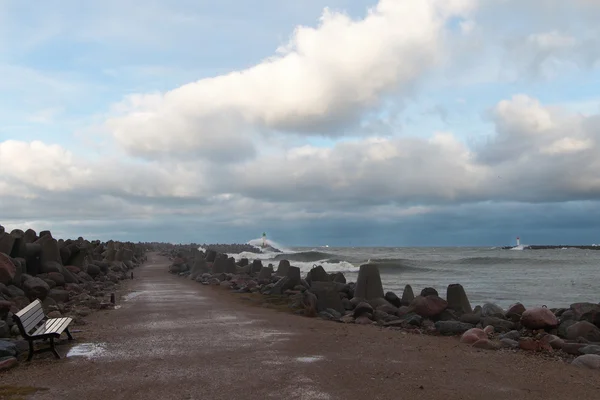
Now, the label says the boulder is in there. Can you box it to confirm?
[435,321,475,336]
[310,282,344,314]
[189,257,208,280]
[0,340,17,357]
[0,356,17,371]
[566,321,600,342]
[46,272,66,287]
[275,260,290,276]
[270,266,301,294]
[47,289,70,303]
[481,303,505,318]
[459,313,481,325]
[572,354,600,370]
[571,303,600,326]
[401,285,415,305]
[0,321,9,338]
[205,250,217,262]
[353,302,374,318]
[446,284,472,315]
[331,272,346,284]
[481,317,514,333]
[86,264,101,277]
[420,287,438,297]
[257,267,273,282]
[499,330,521,341]
[306,265,329,284]
[506,303,526,321]
[302,291,318,317]
[0,253,16,285]
[500,338,519,349]
[23,277,50,300]
[472,339,499,350]
[385,291,401,308]
[0,233,15,255]
[521,307,558,330]
[409,295,447,318]
[354,264,384,300]
[224,258,237,274]
[250,260,263,274]
[460,328,487,345]
[580,345,600,356]
[212,256,227,274]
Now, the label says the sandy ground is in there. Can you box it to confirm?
[1,253,599,400]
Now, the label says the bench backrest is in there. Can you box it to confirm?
[13,299,45,338]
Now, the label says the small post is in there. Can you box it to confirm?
[110,293,115,304]
[131,272,134,280]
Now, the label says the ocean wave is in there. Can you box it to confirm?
[293,260,359,273]
[364,259,429,273]
[273,251,337,263]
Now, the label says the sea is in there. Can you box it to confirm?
[223,239,600,309]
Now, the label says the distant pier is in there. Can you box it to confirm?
[502,245,600,250]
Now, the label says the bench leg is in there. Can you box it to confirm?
[65,327,73,340]
[50,337,61,359]
[27,340,34,362]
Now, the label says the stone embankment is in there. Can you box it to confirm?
[167,245,600,371]
[0,225,149,371]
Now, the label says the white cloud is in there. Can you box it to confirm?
[106,0,475,160]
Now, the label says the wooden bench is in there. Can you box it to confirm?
[12,299,74,361]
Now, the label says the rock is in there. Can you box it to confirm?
[409,295,448,318]
[435,321,475,335]
[205,250,217,262]
[562,343,587,355]
[0,340,17,357]
[331,272,346,283]
[519,338,543,352]
[309,282,344,314]
[86,264,101,277]
[0,356,17,371]
[580,345,600,356]
[23,277,50,300]
[302,291,318,317]
[506,303,526,320]
[250,260,263,274]
[5,285,24,298]
[459,313,481,325]
[189,257,208,280]
[558,319,577,338]
[47,311,62,318]
[566,321,600,341]
[46,272,66,287]
[549,337,565,350]
[481,303,505,318]
[483,325,495,335]
[401,285,415,305]
[355,315,373,325]
[0,253,16,285]
[571,302,600,322]
[572,354,600,369]
[275,260,290,276]
[47,289,70,303]
[402,313,423,327]
[306,266,329,284]
[353,264,384,300]
[0,321,9,338]
[385,291,401,308]
[270,266,301,294]
[354,302,374,318]
[420,287,438,297]
[521,307,558,330]
[500,338,519,349]
[257,267,273,282]
[460,328,487,345]
[481,317,514,333]
[436,309,458,322]
[446,284,472,315]
[377,303,401,316]
[212,256,227,274]
[499,330,521,341]
[224,258,237,274]
[472,339,499,350]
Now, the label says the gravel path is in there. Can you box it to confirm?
[1,253,598,400]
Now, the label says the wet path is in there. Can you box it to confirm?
[2,253,600,400]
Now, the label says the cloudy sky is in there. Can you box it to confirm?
[1,0,600,246]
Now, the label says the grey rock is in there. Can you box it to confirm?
[499,330,521,341]
[0,321,9,338]
[306,265,329,284]
[460,313,481,325]
[353,302,374,318]
[401,285,415,305]
[385,291,401,308]
[354,264,384,300]
[420,287,438,297]
[566,321,600,341]
[275,260,290,276]
[580,345,600,356]
[500,338,519,349]
[310,281,344,314]
[0,340,17,357]
[435,321,475,335]
[23,277,50,300]
[481,303,505,318]
[481,316,514,333]
[446,284,472,315]
[572,354,600,369]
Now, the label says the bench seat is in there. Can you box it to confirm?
[13,299,74,361]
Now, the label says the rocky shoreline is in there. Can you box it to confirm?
[0,225,150,371]
[167,245,600,371]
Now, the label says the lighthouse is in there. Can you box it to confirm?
[262,232,267,248]
[516,237,520,246]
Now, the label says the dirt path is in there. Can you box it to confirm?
[1,253,598,400]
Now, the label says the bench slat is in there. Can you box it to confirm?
[21,308,46,334]
[32,317,72,337]
[15,299,42,318]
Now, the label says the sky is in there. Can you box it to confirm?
[1,0,600,246]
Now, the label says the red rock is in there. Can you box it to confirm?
[461,328,487,344]
[483,325,495,335]
[65,265,81,274]
[0,253,16,285]
[355,315,373,325]
[519,338,541,351]
[538,335,555,352]
[409,295,448,318]
[0,357,17,371]
[506,303,526,318]
[521,307,558,330]
[472,339,499,350]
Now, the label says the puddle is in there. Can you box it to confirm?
[66,343,107,359]
[122,291,145,301]
[295,356,325,363]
